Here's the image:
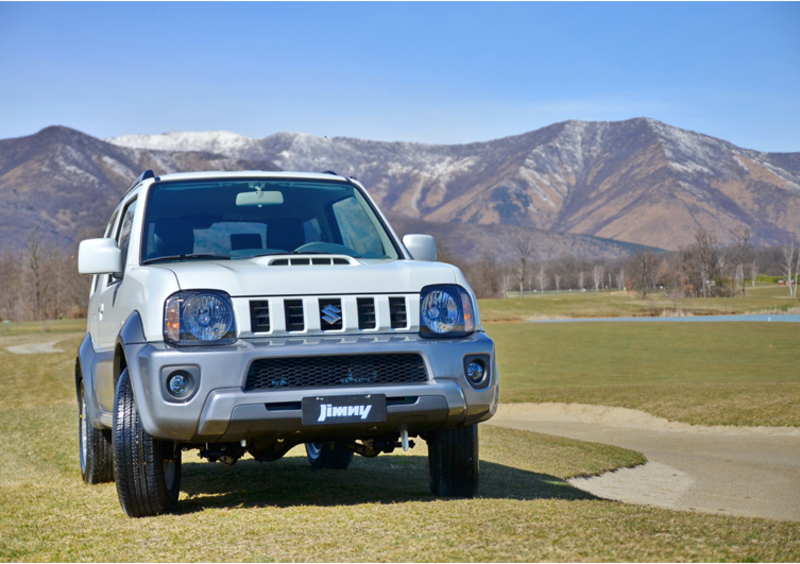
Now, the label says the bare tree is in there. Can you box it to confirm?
[729,226,753,297]
[466,251,501,298]
[751,260,758,287]
[26,236,48,321]
[678,228,722,298]
[783,240,799,297]
[616,268,626,290]
[514,235,533,298]
[694,229,722,298]
[793,243,800,297]
[592,264,604,292]
[577,271,584,291]
[554,273,561,293]
[536,264,548,292]
[631,250,660,297]
[0,250,24,324]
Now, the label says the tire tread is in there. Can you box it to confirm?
[113,369,180,517]
[79,382,115,484]
[427,424,479,498]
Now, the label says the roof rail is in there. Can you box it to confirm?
[321,170,339,176]
[122,170,155,198]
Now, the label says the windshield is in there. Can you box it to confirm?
[140,178,400,263]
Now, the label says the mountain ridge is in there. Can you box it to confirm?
[2,119,798,256]
[0,126,280,250]
[106,118,800,249]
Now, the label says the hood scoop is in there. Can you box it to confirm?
[267,255,356,267]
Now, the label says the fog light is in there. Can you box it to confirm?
[168,372,189,395]
[463,354,490,390]
[466,361,485,384]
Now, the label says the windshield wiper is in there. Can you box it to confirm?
[142,253,232,265]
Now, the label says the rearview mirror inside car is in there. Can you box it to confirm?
[236,190,284,206]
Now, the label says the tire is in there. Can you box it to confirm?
[78,379,114,484]
[305,442,354,470]
[113,368,181,517]
[427,424,479,498]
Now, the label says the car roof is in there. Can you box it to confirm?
[154,171,349,183]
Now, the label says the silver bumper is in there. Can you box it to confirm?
[124,332,498,442]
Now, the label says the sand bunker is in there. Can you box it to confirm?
[489,403,800,521]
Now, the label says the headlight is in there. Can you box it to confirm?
[164,291,237,346]
[419,285,475,339]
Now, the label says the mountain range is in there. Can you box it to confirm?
[1,119,798,261]
[109,119,800,250]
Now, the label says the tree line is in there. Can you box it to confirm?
[0,237,91,323]
[443,227,800,300]
[1,228,798,323]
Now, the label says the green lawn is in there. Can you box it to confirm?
[1,322,799,561]
[488,321,800,426]
[479,284,800,322]
[2,401,798,562]
[0,317,85,337]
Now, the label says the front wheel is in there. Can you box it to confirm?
[305,442,353,470]
[427,424,479,498]
[113,368,181,517]
[78,379,114,484]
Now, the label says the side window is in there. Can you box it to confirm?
[94,211,119,292]
[332,196,384,256]
[112,199,137,281]
[104,211,119,238]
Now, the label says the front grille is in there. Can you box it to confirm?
[389,297,407,328]
[357,298,376,329]
[250,300,270,332]
[245,353,428,391]
[284,300,305,332]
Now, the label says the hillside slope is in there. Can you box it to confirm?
[0,127,278,249]
[109,119,800,249]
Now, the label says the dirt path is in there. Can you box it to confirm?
[5,341,64,354]
[488,403,800,522]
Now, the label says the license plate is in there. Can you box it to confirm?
[302,394,387,426]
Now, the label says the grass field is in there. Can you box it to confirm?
[1,321,799,561]
[489,321,800,427]
[479,284,800,322]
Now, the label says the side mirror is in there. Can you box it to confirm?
[78,238,123,275]
[402,234,437,262]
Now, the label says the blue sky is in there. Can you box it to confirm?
[1,2,798,151]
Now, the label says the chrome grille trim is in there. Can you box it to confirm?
[240,294,419,336]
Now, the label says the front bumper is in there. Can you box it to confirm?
[125,332,498,442]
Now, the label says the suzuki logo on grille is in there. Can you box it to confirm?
[321,304,342,325]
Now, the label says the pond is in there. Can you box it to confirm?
[530,314,800,323]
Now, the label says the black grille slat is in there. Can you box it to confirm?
[250,300,271,332]
[284,299,305,332]
[319,298,343,331]
[357,298,376,330]
[389,297,407,329]
[245,354,428,391]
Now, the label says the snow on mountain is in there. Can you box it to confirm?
[5,119,800,252]
[107,130,260,159]
[104,118,800,249]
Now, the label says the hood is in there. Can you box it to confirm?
[155,257,460,297]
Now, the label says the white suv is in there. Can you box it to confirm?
[77,170,498,517]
